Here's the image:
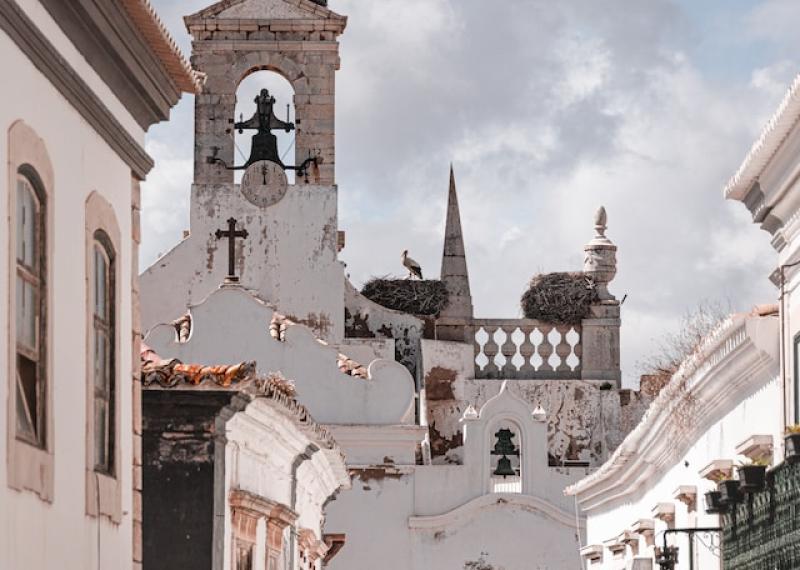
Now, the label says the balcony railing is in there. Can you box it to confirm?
[722,461,800,570]
[471,319,581,379]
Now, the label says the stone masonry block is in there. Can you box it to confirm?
[133,520,142,562]
[132,378,141,435]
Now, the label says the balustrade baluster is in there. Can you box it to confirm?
[473,326,486,373]
[518,325,536,376]
[537,324,554,373]
[573,336,583,373]
[554,325,572,372]
[482,326,500,378]
[501,325,519,377]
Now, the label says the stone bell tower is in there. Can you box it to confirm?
[185,0,347,186]
[140,1,349,341]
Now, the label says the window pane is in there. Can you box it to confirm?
[16,178,37,268]
[94,246,107,318]
[94,329,108,391]
[94,398,107,469]
[16,276,37,352]
[16,355,38,441]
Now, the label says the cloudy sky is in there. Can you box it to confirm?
[144,0,799,386]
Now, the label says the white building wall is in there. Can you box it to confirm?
[570,312,780,569]
[0,2,141,568]
[584,376,780,569]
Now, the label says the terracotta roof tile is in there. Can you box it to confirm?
[120,0,199,93]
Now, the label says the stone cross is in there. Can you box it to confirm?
[215,217,248,282]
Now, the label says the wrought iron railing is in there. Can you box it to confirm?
[722,460,800,570]
[471,319,581,379]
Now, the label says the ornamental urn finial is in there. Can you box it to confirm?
[594,206,607,238]
[583,206,617,302]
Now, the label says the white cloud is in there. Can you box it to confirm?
[144,0,790,386]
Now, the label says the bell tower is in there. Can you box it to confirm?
[140,0,349,341]
[185,0,347,186]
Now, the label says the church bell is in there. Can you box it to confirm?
[493,455,516,478]
[491,428,519,478]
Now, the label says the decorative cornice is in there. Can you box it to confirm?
[0,0,154,178]
[566,313,778,510]
[185,0,347,29]
[408,493,583,531]
[725,73,800,200]
[229,488,298,526]
[38,0,193,130]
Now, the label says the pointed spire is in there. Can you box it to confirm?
[439,165,473,325]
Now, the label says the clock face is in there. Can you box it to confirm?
[240,160,288,208]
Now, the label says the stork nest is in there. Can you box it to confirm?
[520,272,598,324]
[361,277,449,316]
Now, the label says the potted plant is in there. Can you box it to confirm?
[717,474,743,506]
[786,425,800,464]
[737,458,769,493]
[704,490,725,514]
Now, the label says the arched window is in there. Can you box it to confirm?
[15,169,46,447]
[489,422,522,493]
[235,70,296,184]
[92,231,115,474]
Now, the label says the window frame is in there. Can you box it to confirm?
[794,332,800,425]
[91,232,116,475]
[84,191,122,522]
[14,170,47,448]
[6,120,54,502]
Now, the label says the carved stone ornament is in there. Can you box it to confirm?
[241,160,288,208]
[583,206,617,300]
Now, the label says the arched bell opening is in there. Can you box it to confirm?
[488,420,522,494]
[234,69,296,184]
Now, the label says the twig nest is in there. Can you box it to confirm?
[361,277,449,316]
[520,272,598,324]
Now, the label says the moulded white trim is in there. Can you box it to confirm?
[407,493,582,531]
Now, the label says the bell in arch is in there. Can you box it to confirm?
[491,428,520,478]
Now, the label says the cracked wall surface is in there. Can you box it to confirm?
[421,339,653,466]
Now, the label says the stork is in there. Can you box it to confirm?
[401,250,423,279]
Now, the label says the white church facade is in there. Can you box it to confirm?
[138,1,659,569]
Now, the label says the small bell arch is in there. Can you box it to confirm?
[489,421,522,493]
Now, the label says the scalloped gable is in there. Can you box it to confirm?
[144,285,415,425]
[478,380,537,421]
[185,0,346,23]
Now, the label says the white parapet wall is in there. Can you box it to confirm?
[567,312,780,570]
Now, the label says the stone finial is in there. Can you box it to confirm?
[583,205,617,302]
[594,206,607,238]
[462,404,479,420]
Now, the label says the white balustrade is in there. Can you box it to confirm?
[472,319,582,379]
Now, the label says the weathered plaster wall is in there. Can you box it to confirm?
[421,340,653,466]
[0,3,139,568]
[344,280,425,382]
[326,385,589,570]
[142,391,230,570]
[326,472,417,570]
[411,504,582,570]
[327,469,586,570]
[141,182,344,342]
